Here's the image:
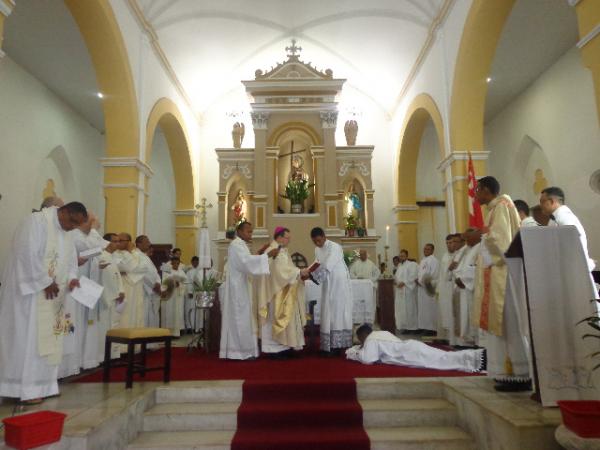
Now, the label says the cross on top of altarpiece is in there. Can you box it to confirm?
[286,39,302,57]
[195,198,213,228]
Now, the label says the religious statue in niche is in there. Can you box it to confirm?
[232,122,245,149]
[289,155,308,182]
[533,168,548,195]
[344,120,358,146]
[345,182,362,217]
[230,189,247,225]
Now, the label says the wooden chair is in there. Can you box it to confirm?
[103,328,173,388]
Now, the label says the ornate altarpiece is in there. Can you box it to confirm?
[214,43,379,269]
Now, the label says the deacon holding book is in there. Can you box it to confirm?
[309,227,353,355]
[257,227,307,357]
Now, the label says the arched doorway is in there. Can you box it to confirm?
[395,93,447,259]
[145,98,197,261]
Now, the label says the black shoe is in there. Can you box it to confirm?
[494,379,532,392]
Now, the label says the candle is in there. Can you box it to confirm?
[385,225,390,246]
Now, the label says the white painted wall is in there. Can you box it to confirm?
[416,121,449,260]
[486,47,600,262]
[146,130,176,245]
[0,56,105,274]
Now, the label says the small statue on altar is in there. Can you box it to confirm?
[230,189,247,225]
[345,183,362,217]
[344,120,358,146]
[289,155,308,182]
[232,122,245,149]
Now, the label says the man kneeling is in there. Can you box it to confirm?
[346,324,485,373]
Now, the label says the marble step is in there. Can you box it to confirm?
[143,402,239,432]
[360,398,457,428]
[127,430,233,450]
[356,378,445,400]
[367,426,476,450]
[154,381,243,404]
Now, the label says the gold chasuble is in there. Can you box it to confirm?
[472,194,521,336]
[257,241,306,348]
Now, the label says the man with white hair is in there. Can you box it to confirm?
[349,249,380,283]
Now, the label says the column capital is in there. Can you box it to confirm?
[250,111,269,130]
[100,157,154,178]
[437,150,490,172]
[320,111,338,129]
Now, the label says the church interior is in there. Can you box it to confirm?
[0,0,599,449]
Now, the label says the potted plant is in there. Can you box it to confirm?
[343,250,360,268]
[345,214,358,236]
[193,275,220,307]
[557,298,600,438]
[281,179,314,213]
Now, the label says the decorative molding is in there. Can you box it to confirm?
[223,163,252,179]
[127,0,199,121]
[393,205,419,212]
[437,151,491,172]
[338,161,370,177]
[577,23,600,49]
[172,209,198,216]
[320,111,338,129]
[100,157,154,177]
[272,213,321,218]
[442,175,470,191]
[392,0,455,116]
[0,0,13,17]
[102,183,145,193]
[250,111,270,130]
[395,220,418,225]
[174,224,199,229]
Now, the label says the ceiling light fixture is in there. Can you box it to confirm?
[486,77,492,83]
[97,92,104,99]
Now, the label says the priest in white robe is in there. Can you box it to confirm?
[540,186,596,272]
[514,200,538,228]
[349,250,380,283]
[133,235,162,329]
[346,325,485,373]
[394,249,419,333]
[436,235,456,341]
[160,257,187,336]
[220,222,278,360]
[115,233,146,330]
[472,176,525,392]
[453,229,481,347]
[257,227,306,356]
[97,233,125,360]
[0,203,87,402]
[417,243,439,334]
[310,227,353,354]
[184,256,200,331]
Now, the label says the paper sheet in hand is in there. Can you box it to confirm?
[72,276,104,309]
[80,247,103,259]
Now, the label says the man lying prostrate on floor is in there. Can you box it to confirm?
[346,324,485,373]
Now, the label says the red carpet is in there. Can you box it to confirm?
[75,346,481,383]
[232,379,370,450]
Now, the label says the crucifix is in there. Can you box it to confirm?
[278,140,307,174]
[286,39,302,57]
[195,198,213,228]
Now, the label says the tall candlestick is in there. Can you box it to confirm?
[385,225,390,246]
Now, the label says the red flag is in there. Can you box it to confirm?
[467,152,485,229]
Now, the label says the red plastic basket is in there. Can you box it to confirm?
[2,410,67,450]
[558,400,600,438]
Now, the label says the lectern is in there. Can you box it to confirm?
[505,226,600,406]
[377,278,395,333]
